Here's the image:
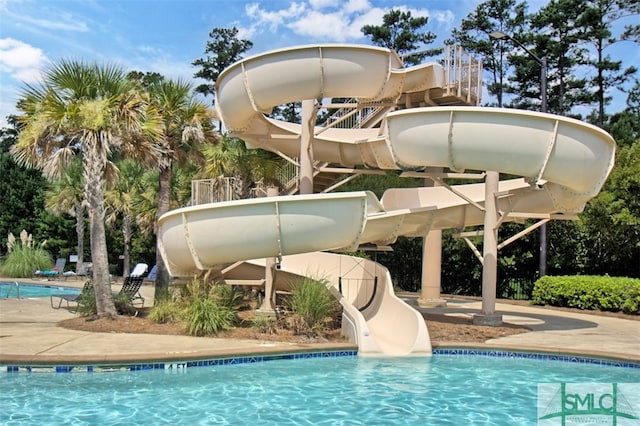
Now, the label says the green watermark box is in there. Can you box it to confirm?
[538,383,640,425]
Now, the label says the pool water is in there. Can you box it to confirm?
[2,355,639,425]
[0,282,80,298]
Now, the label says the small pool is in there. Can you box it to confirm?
[0,282,80,299]
[2,353,639,425]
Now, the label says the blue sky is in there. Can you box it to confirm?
[0,0,635,128]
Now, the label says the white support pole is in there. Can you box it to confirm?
[474,170,503,325]
[299,99,316,195]
[418,230,445,307]
[418,168,446,308]
[257,186,280,316]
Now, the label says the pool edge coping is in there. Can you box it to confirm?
[2,343,639,372]
[432,342,640,364]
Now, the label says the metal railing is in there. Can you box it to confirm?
[191,177,238,205]
[2,282,20,298]
[322,100,389,129]
[442,45,483,106]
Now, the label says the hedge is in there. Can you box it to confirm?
[531,275,640,315]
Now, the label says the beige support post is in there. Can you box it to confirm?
[418,230,446,307]
[299,99,317,195]
[257,186,280,317]
[474,171,503,325]
[418,169,447,308]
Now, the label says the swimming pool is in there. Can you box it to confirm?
[2,353,639,425]
[0,282,80,299]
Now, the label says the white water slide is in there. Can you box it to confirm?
[158,45,616,356]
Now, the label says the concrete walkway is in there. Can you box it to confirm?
[415,298,639,362]
[1,279,638,365]
[0,279,356,365]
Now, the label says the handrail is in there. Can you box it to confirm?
[442,45,482,105]
[191,177,238,205]
[3,281,20,298]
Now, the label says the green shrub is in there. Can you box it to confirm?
[113,292,138,316]
[211,283,245,310]
[531,275,640,314]
[183,297,236,336]
[288,277,339,333]
[77,286,97,316]
[76,285,139,317]
[0,231,52,278]
[251,315,278,334]
[148,299,181,324]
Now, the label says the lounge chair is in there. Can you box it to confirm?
[35,257,66,280]
[114,276,145,307]
[50,280,93,311]
[129,263,148,278]
[62,261,92,280]
[144,265,157,283]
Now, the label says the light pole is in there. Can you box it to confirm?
[489,31,548,277]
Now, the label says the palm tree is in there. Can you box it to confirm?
[148,79,217,298]
[132,168,160,237]
[201,136,284,198]
[45,158,86,274]
[133,162,197,236]
[12,59,164,318]
[105,158,146,277]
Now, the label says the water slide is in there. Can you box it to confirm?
[158,45,616,356]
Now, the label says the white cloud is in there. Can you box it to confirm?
[246,2,306,31]
[242,1,457,45]
[309,0,339,9]
[350,8,386,35]
[245,1,382,43]
[342,0,371,14]
[23,14,89,32]
[1,0,89,33]
[235,25,255,42]
[428,10,456,27]
[287,10,350,41]
[0,38,47,83]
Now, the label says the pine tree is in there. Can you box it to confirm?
[192,27,253,101]
[450,0,527,107]
[361,9,438,65]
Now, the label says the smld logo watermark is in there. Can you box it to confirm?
[538,383,640,425]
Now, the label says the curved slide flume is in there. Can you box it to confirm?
[158,44,616,356]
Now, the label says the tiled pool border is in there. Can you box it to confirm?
[432,348,640,369]
[1,350,359,373]
[2,348,639,373]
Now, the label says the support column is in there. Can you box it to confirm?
[474,170,503,325]
[299,99,316,195]
[257,186,280,317]
[418,169,446,308]
[418,230,446,307]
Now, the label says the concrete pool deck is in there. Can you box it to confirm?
[1,278,638,365]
